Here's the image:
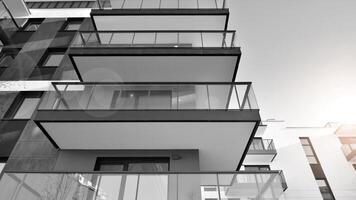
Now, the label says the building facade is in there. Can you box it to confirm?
[0,0,354,200]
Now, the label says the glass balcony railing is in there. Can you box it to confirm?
[97,0,227,9]
[0,171,286,200]
[248,138,276,152]
[38,82,258,110]
[71,31,236,48]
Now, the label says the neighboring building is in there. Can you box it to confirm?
[0,1,354,200]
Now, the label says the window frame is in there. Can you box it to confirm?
[3,92,42,119]
[94,157,170,171]
[62,18,83,31]
[316,178,335,200]
[23,19,44,31]
[244,165,271,171]
[300,137,320,164]
[40,50,66,68]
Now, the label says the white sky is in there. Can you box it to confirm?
[229,0,356,126]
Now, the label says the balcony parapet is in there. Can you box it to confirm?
[0,171,287,200]
[71,30,236,49]
[248,138,276,153]
[96,0,228,9]
[244,138,277,164]
[39,82,257,111]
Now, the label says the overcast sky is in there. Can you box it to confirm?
[229,0,356,126]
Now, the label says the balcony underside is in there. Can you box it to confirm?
[68,48,240,82]
[35,110,260,171]
[91,9,229,31]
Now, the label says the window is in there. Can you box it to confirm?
[0,158,5,173]
[300,137,319,164]
[110,90,172,109]
[244,165,270,171]
[300,137,335,200]
[24,22,41,31]
[316,179,335,200]
[0,163,4,173]
[0,54,14,67]
[13,98,40,119]
[42,53,64,67]
[4,92,42,119]
[94,157,169,172]
[64,21,82,31]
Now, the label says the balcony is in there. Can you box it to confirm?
[91,0,228,31]
[244,138,277,164]
[0,171,287,200]
[97,0,227,9]
[34,82,260,170]
[69,31,240,82]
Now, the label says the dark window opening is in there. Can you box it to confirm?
[94,157,170,172]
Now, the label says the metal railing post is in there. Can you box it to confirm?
[96,0,102,9]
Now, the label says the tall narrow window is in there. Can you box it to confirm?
[299,137,335,200]
[300,138,319,164]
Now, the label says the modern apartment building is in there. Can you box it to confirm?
[0,0,355,200]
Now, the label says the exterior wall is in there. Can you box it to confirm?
[264,122,356,200]
[0,18,67,80]
[0,17,78,169]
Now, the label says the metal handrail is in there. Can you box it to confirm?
[96,0,228,9]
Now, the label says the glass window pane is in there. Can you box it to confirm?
[300,138,310,145]
[14,98,40,119]
[25,24,40,31]
[65,23,81,31]
[316,179,327,187]
[307,156,318,164]
[99,164,124,171]
[0,55,14,67]
[0,163,4,173]
[97,175,122,200]
[302,146,315,156]
[56,2,65,8]
[128,163,168,172]
[137,175,168,200]
[43,54,64,66]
